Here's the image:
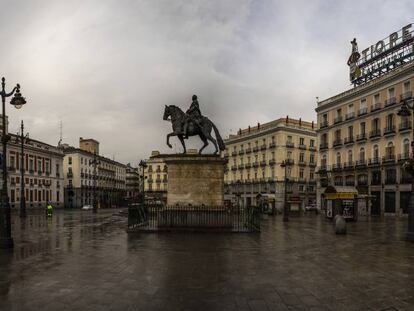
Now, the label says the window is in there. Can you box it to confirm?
[374,93,380,104]
[348,126,353,138]
[388,87,395,98]
[373,145,379,159]
[287,135,292,142]
[336,152,341,164]
[29,159,34,171]
[310,171,314,180]
[403,139,410,157]
[403,80,411,92]
[68,157,72,165]
[300,137,304,145]
[81,158,83,165]
[310,154,315,164]
[310,139,315,147]
[336,108,342,117]
[335,129,341,140]
[386,114,394,129]
[372,118,380,130]
[10,155,15,168]
[359,148,365,161]
[360,99,367,109]
[299,153,304,163]
[360,122,365,134]
[348,150,353,163]
[348,104,354,113]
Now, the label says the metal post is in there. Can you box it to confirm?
[20,121,26,218]
[93,152,98,214]
[407,110,414,241]
[283,162,289,222]
[0,78,12,248]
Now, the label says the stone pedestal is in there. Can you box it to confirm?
[164,154,226,206]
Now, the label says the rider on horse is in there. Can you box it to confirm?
[183,94,202,138]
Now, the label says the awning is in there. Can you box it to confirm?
[324,186,358,200]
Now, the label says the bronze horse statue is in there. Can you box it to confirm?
[163,105,225,154]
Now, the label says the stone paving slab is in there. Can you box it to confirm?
[0,209,414,310]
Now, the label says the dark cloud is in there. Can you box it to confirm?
[1,0,413,164]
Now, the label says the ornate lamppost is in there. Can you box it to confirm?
[0,77,26,249]
[139,160,147,204]
[89,152,100,214]
[397,100,414,241]
[280,159,292,222]
[15,120,29,218]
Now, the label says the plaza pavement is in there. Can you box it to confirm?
[0,209,413,311]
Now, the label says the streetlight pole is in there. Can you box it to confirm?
[139,160,147,204]
[90,152,100,214]
[398,100,414,241]
[18,120,29,218]
[0,77,26,249]
[280,159,291,222]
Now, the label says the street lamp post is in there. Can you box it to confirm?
[397,100,414,241]
[17,120,29,218]
[90,152,100,214]
[280,159,291,222]
[0,77,26,249]
[139,160,147,204]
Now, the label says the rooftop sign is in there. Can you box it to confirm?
[347,24,414,85]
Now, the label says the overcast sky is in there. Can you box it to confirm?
[1,0,413,165]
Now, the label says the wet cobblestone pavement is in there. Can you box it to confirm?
[1,209,414,311]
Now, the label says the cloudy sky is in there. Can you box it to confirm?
[1,0,413,164]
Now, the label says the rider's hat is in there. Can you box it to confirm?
[192,94,197,101]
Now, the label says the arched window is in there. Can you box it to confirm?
[348,150,353,164]
[386,113,394,129]
[403,138,410,158]
[386,142,395,159]
[336,152,341,164]
[359,147,365,161]
[321,154,327,166]
[373,145,379,160]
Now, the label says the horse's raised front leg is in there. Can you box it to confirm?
[178,134,186,154]
[166,132,176,148]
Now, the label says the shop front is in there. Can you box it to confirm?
[324,186,358,221]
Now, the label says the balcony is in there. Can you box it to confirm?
[269,159,276,166]
[286,141,294,148]
[260,145,266,151]
[245,163,251,169]
[333,139,343,147]
[238,150,245,155]
[383,125,396,135]
[309,146,316,151]
[155,178,162,183]
[358,108,368,116]
[370,103,382,112]
[317,165,327,173]
[343,161,354,170]
[355,159,367,167]
[252,162,259,168]
[384,97,396,107]
[67,172,73,178]
[369,129,381,139]
[345,112,355,120]
[320,120,328,129]
[253,146,259,152]
[245,148,252,154]
[231,151,237,156]
[401,91,412,101]
[298,160,307,166]
[334,116,343,124]
[345,180,355,186]
[385,177,396,185]
[368,157,381,166]
[332,163,342,171]
[238,164,245,170]
[398,153,411,162]
[344,136,354,145]
[285,159,295,165]
[268,142,276,149]
[8,166,16,172]
[309,162,316,167]
[382,154,396,163]
[260,160,266,167]
[298,144,307,150]
[320,142,328,150]
[401,175,412,184]
[399,121,412,132]
[356,133,367,141]
[371,178,381,185]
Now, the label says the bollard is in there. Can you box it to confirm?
[334,215,347,235]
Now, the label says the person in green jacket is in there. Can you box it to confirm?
[46,202,53,217]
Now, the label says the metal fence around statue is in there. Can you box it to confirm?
[128,204,260,233]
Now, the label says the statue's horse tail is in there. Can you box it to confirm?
[211,121,225,151]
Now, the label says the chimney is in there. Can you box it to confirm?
[312,121,314,129]
[248,126,251,133]
[286,115,289,124]
[257,122,260,130]
[299,118,302,126]
[238,128,241,135]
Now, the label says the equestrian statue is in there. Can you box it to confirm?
[163,94,225,154]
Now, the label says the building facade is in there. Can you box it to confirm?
[223,117,317,210]
[125,164,140,200]
[62,138,127,208]
[144,151,168,203]
[2,134,64,209]
[316,61,414,217]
